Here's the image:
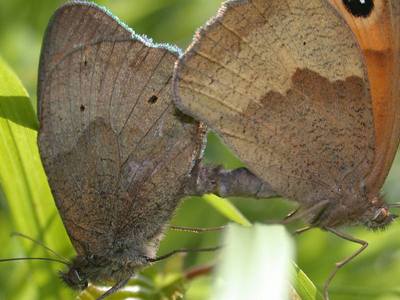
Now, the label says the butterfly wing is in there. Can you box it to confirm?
[174,0,374,212]
[328,0,400,197]
[38,2,203,256]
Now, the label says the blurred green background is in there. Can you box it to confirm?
[1,0,400,299]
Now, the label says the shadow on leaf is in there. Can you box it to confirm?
[0,96,38,131]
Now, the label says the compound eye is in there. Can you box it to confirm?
[81,280,88,289]
[372,207,389,223]
[74,270,82,281]
[73,270,88,288]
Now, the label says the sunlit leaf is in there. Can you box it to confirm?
[293,263,323,300]
[79,273,185,300]
[202,194,251,226]
[0,56,73,299]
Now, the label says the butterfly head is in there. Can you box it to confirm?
[59,251,151,290]
[59,255,109,290]
[59,263,88,290]
[363,196,398,230]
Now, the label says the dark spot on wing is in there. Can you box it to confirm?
[148,95,158,104]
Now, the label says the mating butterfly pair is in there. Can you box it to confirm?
[34,0,400,299]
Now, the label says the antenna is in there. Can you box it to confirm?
[11,232,69,262]
[0,257,69,265]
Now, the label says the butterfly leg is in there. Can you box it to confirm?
[294,226,313,235]
[96,277,131,300]
[146,245,222,263]
[323,227,368,300]
[284,208,299,221]
[169,225,225,233]
[281,200,330,225]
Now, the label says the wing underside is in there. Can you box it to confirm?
[38,3,202,256]
[174,0,375,206]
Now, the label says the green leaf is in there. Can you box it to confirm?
[0,56,74,299]
[293,263,323,300]
[78,273,185,300]
[0,56,37,129]
[211,224,294,300]
[202,194,251,226]
[79,275,156,300]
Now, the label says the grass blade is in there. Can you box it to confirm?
[202,194,251,226]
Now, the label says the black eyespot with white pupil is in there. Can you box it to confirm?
[342,0,374,18]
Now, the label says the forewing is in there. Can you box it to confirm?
[38,3,202,256]
[174,0,374,206]
[328,0,400,197]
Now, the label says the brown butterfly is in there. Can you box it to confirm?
[173,0,400,298]
[37,1,206,298]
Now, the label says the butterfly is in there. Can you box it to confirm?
[37,1,206,298]
[173,0,400,298]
